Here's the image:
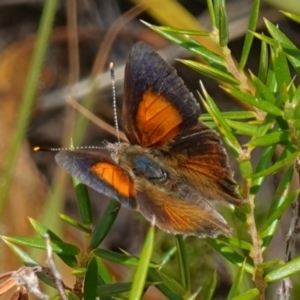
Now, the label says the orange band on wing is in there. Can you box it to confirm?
[137,89,183,146]
[91,162,134,199]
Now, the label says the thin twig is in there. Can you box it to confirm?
[91,4,144,78]
[66,95,127,141]
[45,234,67,300]
[246,177,266,299]
[278,158,300,299]
[67,0,80,89]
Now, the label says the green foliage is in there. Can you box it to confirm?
[3,0,300,299]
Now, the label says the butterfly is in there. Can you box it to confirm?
[55,41,242,238]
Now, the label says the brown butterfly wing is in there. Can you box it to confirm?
[164,123,242,205]
[136,184,232,237]
[122,41,200,148]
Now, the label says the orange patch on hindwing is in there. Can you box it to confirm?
[137,89,183,146]
[91,162,134,198]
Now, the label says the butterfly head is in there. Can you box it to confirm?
[103,140,130,164]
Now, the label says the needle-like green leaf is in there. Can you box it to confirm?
[129,223,155,300]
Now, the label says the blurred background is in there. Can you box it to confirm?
[0,0,300,299]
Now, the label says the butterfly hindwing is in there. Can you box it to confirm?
[55,151,137,209]
[136,184,232,237]
[164,123,241,205]
[123,41,200,148]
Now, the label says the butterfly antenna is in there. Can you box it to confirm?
[33,145,106,152]
[110,62,120,144]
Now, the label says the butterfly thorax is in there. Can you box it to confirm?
[121,146,168,182]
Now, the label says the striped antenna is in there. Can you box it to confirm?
[110,62,120,144]
[33,145,106,152]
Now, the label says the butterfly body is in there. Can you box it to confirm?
[99,141,201,209]
[56,41,242,238]
[114,143,197,200]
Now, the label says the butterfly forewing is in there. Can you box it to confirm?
[122,41,200,148]
[55,151,137,209]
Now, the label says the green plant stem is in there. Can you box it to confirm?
[0,0,57,214]
[245,178,266,299]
